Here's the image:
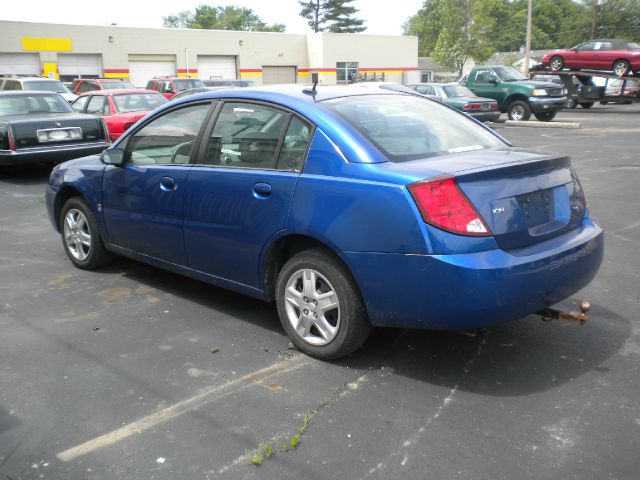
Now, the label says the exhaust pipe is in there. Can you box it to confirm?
[538,301,591,326]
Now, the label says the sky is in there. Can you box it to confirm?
[2,0,425,36]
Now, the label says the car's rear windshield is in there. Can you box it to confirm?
[113,93,168,113]
[320,94,505,161]
[173,79,205,91]
[443,85,475,97]
[22,80,71,94]
[102,81,135,89]
[0,93,73,116]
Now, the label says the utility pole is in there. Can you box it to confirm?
[591,0,601,39]
[524,0,532,77]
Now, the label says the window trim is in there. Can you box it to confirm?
[194,99,315,173]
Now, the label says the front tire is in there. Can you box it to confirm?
[579,102,594,109]
[534,111,557,121]
[549,55,564,71]
[276,249,370,360]
[60,197,112,270]
[507,100,532,121]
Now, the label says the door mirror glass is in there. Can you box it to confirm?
[101,148,125,166]
[489,75,499,85]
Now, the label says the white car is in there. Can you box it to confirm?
[0,77,77,103]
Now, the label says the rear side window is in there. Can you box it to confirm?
[204,102,288,169]
[320,95,504,162]
[72,96,89,112]
[276,116,311,171]
[86,96,107,115]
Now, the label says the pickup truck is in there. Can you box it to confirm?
[460,66,567,121]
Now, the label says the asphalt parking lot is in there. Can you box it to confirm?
[1,103,639,480]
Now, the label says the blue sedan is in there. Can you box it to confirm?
[45,85,604,359]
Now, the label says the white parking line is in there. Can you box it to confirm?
[57,355,311,462]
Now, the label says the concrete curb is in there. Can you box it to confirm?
[505,120,581,129]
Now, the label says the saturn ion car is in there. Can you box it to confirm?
[45,85,604,359]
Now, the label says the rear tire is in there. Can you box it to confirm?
[275,248,370,360]
[612,60,631,77]
[60,197,112,270]
[507,100,532,121]
[534,111,556,121]
[549,55,564,71]
[579,102,594,109]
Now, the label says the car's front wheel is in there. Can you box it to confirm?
[276,249,370,360]
[549,55,565,71]
[60,197,112,270]
[507,100,532,121]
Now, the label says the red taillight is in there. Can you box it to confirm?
[463,103,482,110]
[408,176,491,236]
[7,126,15,151]
[490,102,498,109]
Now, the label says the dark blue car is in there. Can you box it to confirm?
[45,85,604,359]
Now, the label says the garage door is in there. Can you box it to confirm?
[129,59,176,88]
[198,55,237,80]
[58,54,102,82]
[261,66,297,85]
[0,53,40,76]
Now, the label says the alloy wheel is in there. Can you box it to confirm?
[63,208,92,262]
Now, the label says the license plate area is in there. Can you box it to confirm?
[517,189,554,227]
[37,127,82,143]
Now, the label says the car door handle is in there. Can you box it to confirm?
[252,182,272,198]
[160,176,177,191]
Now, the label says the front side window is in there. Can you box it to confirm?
[577,42,596,51]
[492,66,526,82]
[102,81,135,89]
[86,96,107,115]
[204,102,288,169]
[415,85,435,95]
[474,69,495,84]
[443,85,475,97]
[71,96,89,112]
[173,79,205,91]
[320,94,505,162]
[126,103,210,165]
[23,80,70,94]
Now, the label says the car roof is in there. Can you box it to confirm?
[77,89,158,96]
[0,90,63,96]
[2,77,61,83]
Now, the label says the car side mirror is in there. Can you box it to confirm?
[489,76,499,85]
[101,148,125,166]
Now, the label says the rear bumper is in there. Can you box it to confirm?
[468,111,501,122]
[342,218,604,330]
[0,141,109,166]
[529,96,567,113]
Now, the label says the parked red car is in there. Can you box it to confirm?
[71,78,135,94]
[541,39,640,76]
[71,89,167,141]
[145,77,205,99]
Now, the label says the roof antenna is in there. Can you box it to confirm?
[303,72,319,96]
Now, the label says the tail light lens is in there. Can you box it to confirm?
[8,126,15,151]
[490,102,498,109]
[463,103,482,110]
[408,176,491,236]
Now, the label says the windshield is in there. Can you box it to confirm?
[443,85,475,97]
[102,81,135,89]
[23,80,71,94]
[0,93,73,116]
[173,79,205,91]
[320,94,504,162]
[493,66,527,81]
[113,93,168,113]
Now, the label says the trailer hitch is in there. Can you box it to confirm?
[538,301,591,326]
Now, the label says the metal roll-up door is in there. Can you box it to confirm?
[261,66,297,85]
[128,56,176,88]
[0,53,40,76]
[197,56,237,80]
[58,54,103,82]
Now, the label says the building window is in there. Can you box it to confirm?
[336,62,359,84]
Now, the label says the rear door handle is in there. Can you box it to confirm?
[253,182,272,198]
[160,176,177,191]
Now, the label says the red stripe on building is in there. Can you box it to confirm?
[103,69,129,73]
[359,67,418,71]
[177,69,198,73]
[239,69,263,73]
[298,68,337,73]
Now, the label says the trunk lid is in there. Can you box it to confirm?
[379,148,587,250]
[7,113,104,149]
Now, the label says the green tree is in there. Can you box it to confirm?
[597,0,640,41]
[298,0,366,33]
[404,0,498,75]
[163,5,285,32]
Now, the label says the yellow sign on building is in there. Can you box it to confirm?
[22,37,72,52]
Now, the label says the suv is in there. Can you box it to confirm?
[0,77,77,103]
[145,77,205,99]
[71,78,135,94]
